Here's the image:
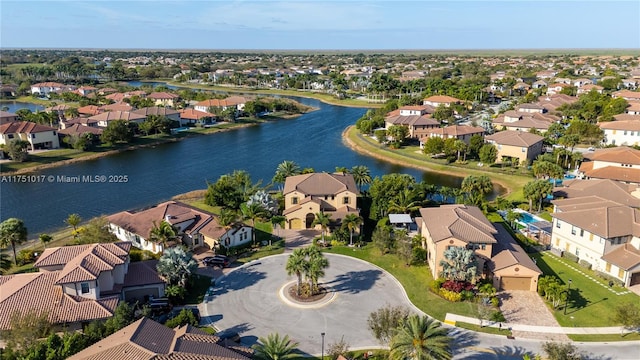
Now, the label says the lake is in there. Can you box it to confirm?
[1,95,488,235]
[1,101,45,113]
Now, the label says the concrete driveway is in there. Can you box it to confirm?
[200,253,418,355]
[498,291,569,342]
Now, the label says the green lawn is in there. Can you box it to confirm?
[531,252,640,327]
[236,239,285,264]
[325,245,479,321]
[456,322,512,336]
[568,333,640,342]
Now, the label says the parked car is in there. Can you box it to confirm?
[204,255,229,268]
[216,330,241,343]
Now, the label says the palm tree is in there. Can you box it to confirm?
[252,333,299,360]
[460,175,493,206]
[285,248,307,296]
[39,233,53,250]
[218,208,238,229]
[0,251,12,274]
[342,213,363,246]
[65,213,82,238]
[305,246,329,295]
[505,210,522,230]
[388,189,420,214]
[241,202,270,246]
[311,212,331,246]
[350,165,372,193]
[0,218,28,266]
[270,215,286,246]
[389,315,452,360]
[149,220,177,252]
[273,160,302,186]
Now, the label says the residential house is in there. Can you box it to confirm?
[577,84,603,95]
[546,83,570,95]
[536,70,557,79]
[179,108,217,126]
[60,117,99,129]
[599,120,640,146]
[384,105,439,141]
[550,194,640,288]
[485,130,544,165]
[515,103,546,114]
[416,205,541,291]
[578,147,640,184]
[622,79,638,90]
[0,110,18,124]
[30,82,65,96]
[58,124,104,143]
[423,95,461,108]
[573,78,593,88]
[613,90,640,102]
[147,92,180,107]
[76,86,98,97]
[283,172,360,230]
[89,111,147,127]
[68,317,253,360]
[99,102,134,112]
[132,107,181,122]
[536,94,578,113]
[0,121,60,150]
[421,125,485,145]
[194,96,247,112]
[77,105,102,117]
[0,242,165,331]
[108,201,253,253]
[532,80,548,89]
[626,101,640,115]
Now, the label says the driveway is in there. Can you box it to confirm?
[200,253,419,355]
[498,291,569,342]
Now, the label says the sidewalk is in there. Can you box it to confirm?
[445,313,633,335]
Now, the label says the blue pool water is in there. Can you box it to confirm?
[519,212,542,225]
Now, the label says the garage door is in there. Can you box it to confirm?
[289,218,303,230]
[500,276,532,291]
[630,272,640,286]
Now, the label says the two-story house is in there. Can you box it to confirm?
[417,205,541,291]
[578,147,640,185]
[423,95,461,108]
[283,172,360,230]
[194,96,247,113]
[421,125,485,145]
[0,121,60,150]
[108,201,253,253]
[147,92,180,107]
[0,242,165,331]
[179,108,217,126]
[384,105,439,141]
[132,106,181,122]
[30,82,65,96]
[89,111,147,127]
[485,130,544,165]
[599,120,640,146]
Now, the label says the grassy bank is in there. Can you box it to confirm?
[343,126,531,201]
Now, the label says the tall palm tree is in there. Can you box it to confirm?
[460,175,493,206]
[342,213,363,246]
[39,233,53,250]
[311,212,331,246]
[65,213,82,238]
[350,165,372,193]
[273,160,302,186]
[389,315,452,360]
[0,251,12,274]
[241,202,270,246]
[286,248,307,296]
[388,189,420,214]
[252,333,299,360]
[304,246,329,295]
[0,218,28,266]
[149,220,177,252]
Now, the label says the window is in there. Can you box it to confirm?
[7,134,13,139]
[31,134,36,139]
[291,197,298,205]
[556,220,561,228]
[605,262,611,272]
[571,226,576,235]
[343,197,350,204]
[589,233,593,241]
[481,244,486,250]
[624,131,628,135]
[81,282,90,294]
[580,229,584,237]
[575,248,580,257]
[618,268,624,279]
[521,147,526,153]
[555,238,560,246]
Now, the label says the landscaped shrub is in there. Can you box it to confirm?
[16,249,37,266]
[490,311,506,322]
[129,248,160,262]
[595,271,625,288]
[562,252,579,263]
[460,290,475,301]
[442,280,474,293]
[429,278,446,294]
[439,288,463,302]
[490,296,500,307]
[412,247,427,264]
[578,259,592,270]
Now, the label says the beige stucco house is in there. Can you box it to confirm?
[417,205,541,291]
[485,130,544,165]
[384,105,439,141]
[0,121,60,150]
[578,147,640,185]
[283,172,360,230]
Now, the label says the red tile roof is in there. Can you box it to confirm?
[0,121,56,134]
[58,124,103,136]
[180,108,216,120]
[148,92,179,100]
[424,95,461,104]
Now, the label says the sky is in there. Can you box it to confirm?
[1,0,639,50]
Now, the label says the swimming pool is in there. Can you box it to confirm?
[518,211,543,225]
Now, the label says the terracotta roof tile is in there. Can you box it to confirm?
[486,130,544,147]
[601,244,640,270]
[283,173,359,196]
[0,121,56,134]
[418,205,497,244]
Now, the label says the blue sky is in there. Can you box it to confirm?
[2,0,639,50]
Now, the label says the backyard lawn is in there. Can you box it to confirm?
[531,251,640,327]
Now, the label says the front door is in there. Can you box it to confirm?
[305,213,315,229]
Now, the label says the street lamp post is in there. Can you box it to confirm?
[321,332,325,360]
[564,279,572,315]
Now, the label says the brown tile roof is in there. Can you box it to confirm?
[586,147,640,165]
[59,123,104,136]
[99,102,134,112]
[46,104,72,111]
[148,92,180,100]
[283,172,359,196]
[180,109,216,120]
[385,114,439,127]
[583,166,640,184]
[418,205,498,244]
[107,201,213,239]
[503,117,553,131]
[612,113,640,122]
[626,101,640,113]
[599,119,640,131]
[490,224,542,273]
[69,318,251,360]
[553,179,640,207]
[123,260,165,288]
[486,130,544,147]
[425,125,485,137]
[601,244,640,270]
[551,201,639,238]
[0,121,56,134]
[423,95,461,104]
[32,82,64,88]
[89,111,146,122]
[195,96,247,108]
[613,90,640,100]
[133,107,180,116]
[0,272,118,330]
[78,105,102,116]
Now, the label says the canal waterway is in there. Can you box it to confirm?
[2,95,476,235]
